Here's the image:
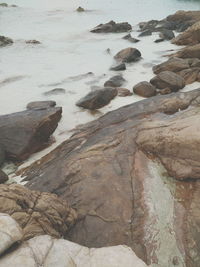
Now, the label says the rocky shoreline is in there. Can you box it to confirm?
[1,7,200,267]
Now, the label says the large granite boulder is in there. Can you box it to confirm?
[133,81,157,97]
[150,71,185,91]
[0,213,22,255]
[20,89,200,266]
[91,20,132,33]
[76,88,117,110]
[0,234,148,267]
[0,107,62,161]
[114,47,141,63]
[153,57,190,74]
[0,184,77,240]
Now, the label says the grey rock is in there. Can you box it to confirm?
[104,75,126,87]
[26,101,56,110]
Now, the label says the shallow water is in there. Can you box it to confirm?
[0,0,200,170]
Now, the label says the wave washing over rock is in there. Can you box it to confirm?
[1,1,200,266]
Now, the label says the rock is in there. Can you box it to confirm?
[117,88,133,97]
[177,68,200,85]
[166,10,200,27]
[0,184,77,240]
[26,101,56,110]
[25,40,41,44]
[0,36,13,47]
[153,57,190,74]
[104,75,126,87]
[122,34,140,43]
[0,146,5,167]
[159,87,172,95]
[91,20,132,33]
[133,81,157,98]
[0,213,22,255]
[0,170,8,184]
[138,30,152,37]
[139,20,159,31]
[0,3,8,7]
[76,6,85,12]
[159,29,175,40]
[173,44,200,59]
[0,235,148,267]
[0,107,62,161]
[20,89,200,266]
[76,87,117,110]
[150,71,185,91]
[154,38,164,43]
[110,63,126,71]
[114,47,141,63]
[172,21,200,45]
[43,88,66,96]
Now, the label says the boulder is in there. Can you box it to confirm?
[166,10,200,29]
[0,107,62,161]
[114,47,141,63]
[20,89,200,266]
[0,235,148,267]
[122,34,139,43]
[25,40,41,44]
[138,30,152,37]
[26,101,56,110]
[0,170,8,184]
[177,68,200,84]
[138,20,159,31]
[159,29,175,40]
[117,88,133,97]
[133,81,157,97]
[173,44,200,60]
[76,6,85,12]
[153,57,190,74]
[91,20,132,33]
[150,71,185,91]
[43,88,66,96]
[104,75,126,87]
[0,213,22,255]
[76,87,117,110]
[0,36,13,47]
[0,184,77,240]
[0,146,5,166]
[110,63,126,71]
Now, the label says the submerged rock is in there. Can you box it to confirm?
[0,36,13,47]
[91,20,132,33]
[138,30,152,37]
[0,107,62,161]
[133,81,157,98]
[76,87,117,110]
[114,47,141,63]
[159,29,175,40]
[44,88,66,96]
[150,71,185,91]
[25,40,41,44]
[0,184,77,240]
[104,75,126,87]
[122,34,140,43]
[110,63,126,71]
[26,101,56,110]
[76,6,85,12]
[20,89,200,266]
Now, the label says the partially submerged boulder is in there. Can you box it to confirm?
[150,71,185,91]
[114,47,141,63]
[43,88,66,96]
[133,81,157,98]
[110,63,126,71]
[26,101,56,110]
[76,87,117,110]
[0,213,22,255]
[0,184,77,240]
[104,75,126,87]
[0,36,13,47]
[0,170,8,184]
[0,107,62,161]
[91,20,132,33]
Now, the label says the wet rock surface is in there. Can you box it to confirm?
[0,107,62,161]
[76,87,117,110]
[26,101,56,110]
[0,170,8,184]
[91,20,132,33]
[43,88,66,96]
[0,36,13,47]
[110,63,126,71]
[114,47,141,63]
[20,89,200,266]
[104,75,125,87]
[0,184,77,240]
[133,81,157,97]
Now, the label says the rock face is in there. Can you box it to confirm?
[150,71,185,91]
[114,47,141,63]
[0,36,13,47]
[20,89,200,266]
[0,234,148,267]
[0,213,22,255]
[133,81,157,97]
[91,20,132,33]
[76,88,117,110]
[0,107,62,161]
[0,184,77,240]
[26,101,56,110]
[104,75,126,87]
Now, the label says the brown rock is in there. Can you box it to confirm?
[150,71,185,91]
[117,88,133,97]
[104,75,126,87]
[153,57,189,74]
[91,20,132,33]
[0,184,77,240]
[19,89,200,266]
[177,68,200,84]
[26,101,56,110]
[0,170,8,184]
[133,81,157,97]
[114,47,141,63]
[159,87,172,95]
[173,44,200,59]
[0,107,62,161]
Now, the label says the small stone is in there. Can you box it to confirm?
[76,6,85,12]
[26,40,41,44]
[110,63,126,71]
[117,88,133,97]
[154,38,164,43]
[138,30,152,37]
[0,36,13,47]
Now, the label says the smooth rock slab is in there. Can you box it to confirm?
[76,87,117,110]
[0,213,22,255]
[0,235,148,267]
